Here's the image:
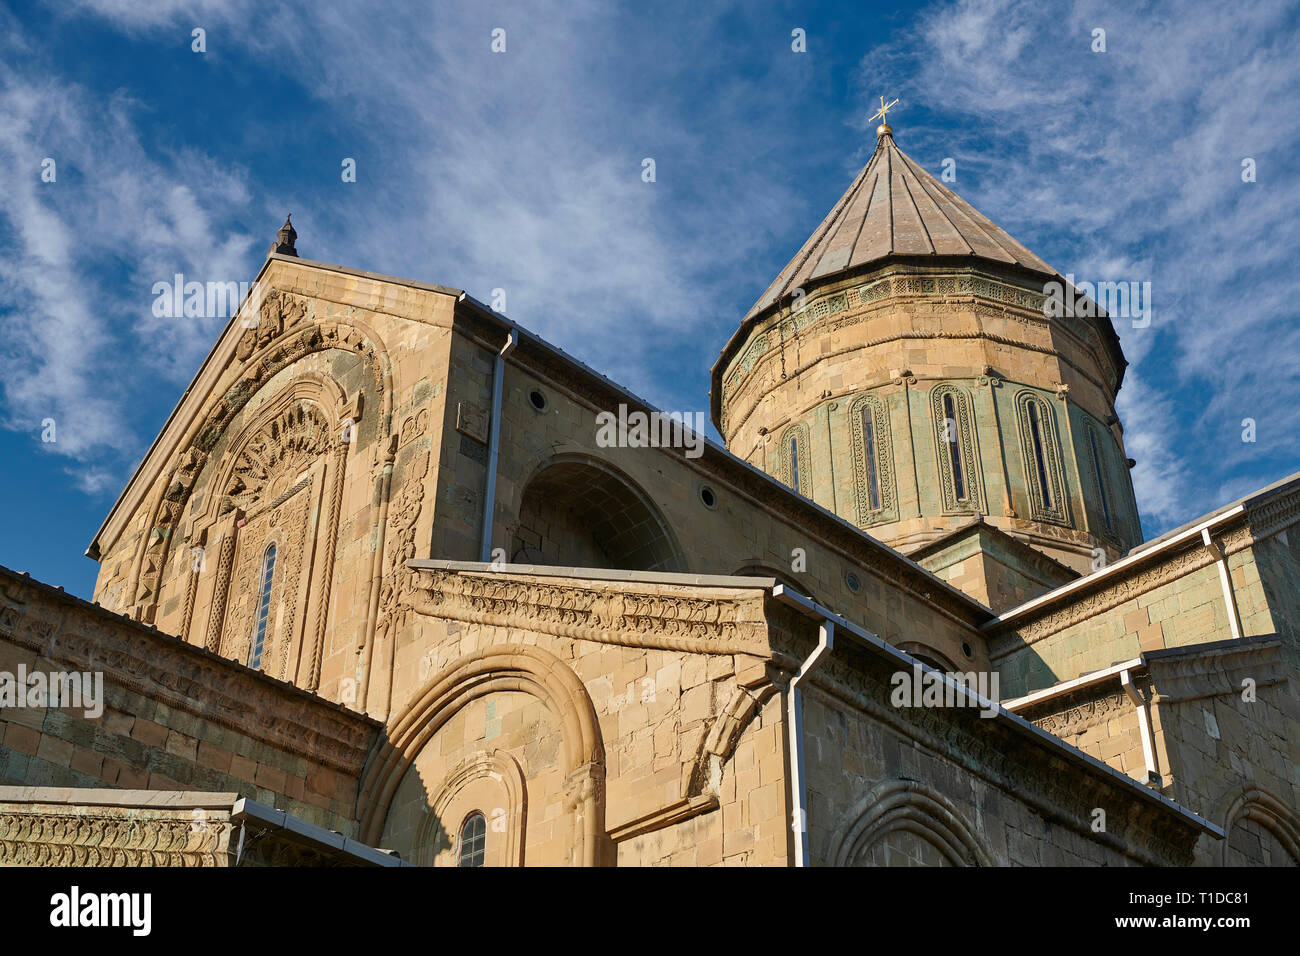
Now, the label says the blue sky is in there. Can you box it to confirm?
[1,0,1297,600]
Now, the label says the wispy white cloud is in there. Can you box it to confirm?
[36,0,816,427]
[0,26,256,491]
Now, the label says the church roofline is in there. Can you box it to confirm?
[88,252,991,628]
[87,253,465,560]
[984,468,1300,632]
[708,254,1129,433]
[452,290,994,625]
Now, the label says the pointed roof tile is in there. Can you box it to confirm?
[744,129,1055,321]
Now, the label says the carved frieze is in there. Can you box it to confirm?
[410,570,767,655]
[0,809,234,867]
[129,313,389,623]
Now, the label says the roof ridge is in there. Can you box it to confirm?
[896,160,937,254]
[845,152,881,272]
[899,147,1047,266]
[892,145,975,256]
[740,132,1058,324]
[767,142,885,311]
[895,147,1014,263]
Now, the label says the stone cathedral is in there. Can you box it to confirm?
[2,120,1298,867]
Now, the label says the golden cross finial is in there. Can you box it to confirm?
[869,95,899,133]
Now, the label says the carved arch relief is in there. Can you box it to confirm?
[848,393,896,526]
[123,289,393,637]
[1014,389,1070,525]
[415,751,528,867]
[1082,417,1125,545]
[929,384,984,514]
[360,644,610,866]
[187,389,346,688]
[826,777,992,867]
[1218,786,1300,867]
[780,422,812,497]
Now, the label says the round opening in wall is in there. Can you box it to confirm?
[961,641,974,659]
[845,571,862,593]
[699,486,717,509]
[528,389,548,412]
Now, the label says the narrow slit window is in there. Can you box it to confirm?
[943,393,967,502]
[459,812,486,867]
[249,543,276,670]
[1027,401,1053,510]
[1089,430,1112,530]
[861,407,881,510]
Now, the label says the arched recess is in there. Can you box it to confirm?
[848,392,897,526]
[359,643,611,866]
[826,777,992,867]
[1013,389,1069,525]
[509,453,686,573]
[896,642,959,674]
[122,294,392,636]
[180,372,352,689]
[415,750,528,867]
[1218,785,1300,866]
[929,383,984,514]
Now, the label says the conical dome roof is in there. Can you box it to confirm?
[744,128,1055,322]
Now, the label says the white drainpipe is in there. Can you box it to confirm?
[1119,668,1161,787]
[787,618,834,867]
[479,332,516,562]
[1201,528,1243,640]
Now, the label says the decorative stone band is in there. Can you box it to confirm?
[0,569,380,775]
[0,791,237,867]
[0,789,408,867]
[408,568,769,656]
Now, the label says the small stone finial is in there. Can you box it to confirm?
[269,214,298,257]
[869,95,899,139]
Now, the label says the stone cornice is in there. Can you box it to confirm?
[1144,636,1286,704]
[408,567,770,655]
[0,566,381,774]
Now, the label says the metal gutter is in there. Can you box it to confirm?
[478,325,516,561]
[771,584,1223,839]
[787,619,834,866]
[1002,658,1142,711]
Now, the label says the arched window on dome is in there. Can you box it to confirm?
[249,543,276,670]
[458,812,487,867]
[1086,424,1115,535]
[780,423,811,498]
[849,394,895,526]
[930,386,982,513]
[1014,391,1069,524]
